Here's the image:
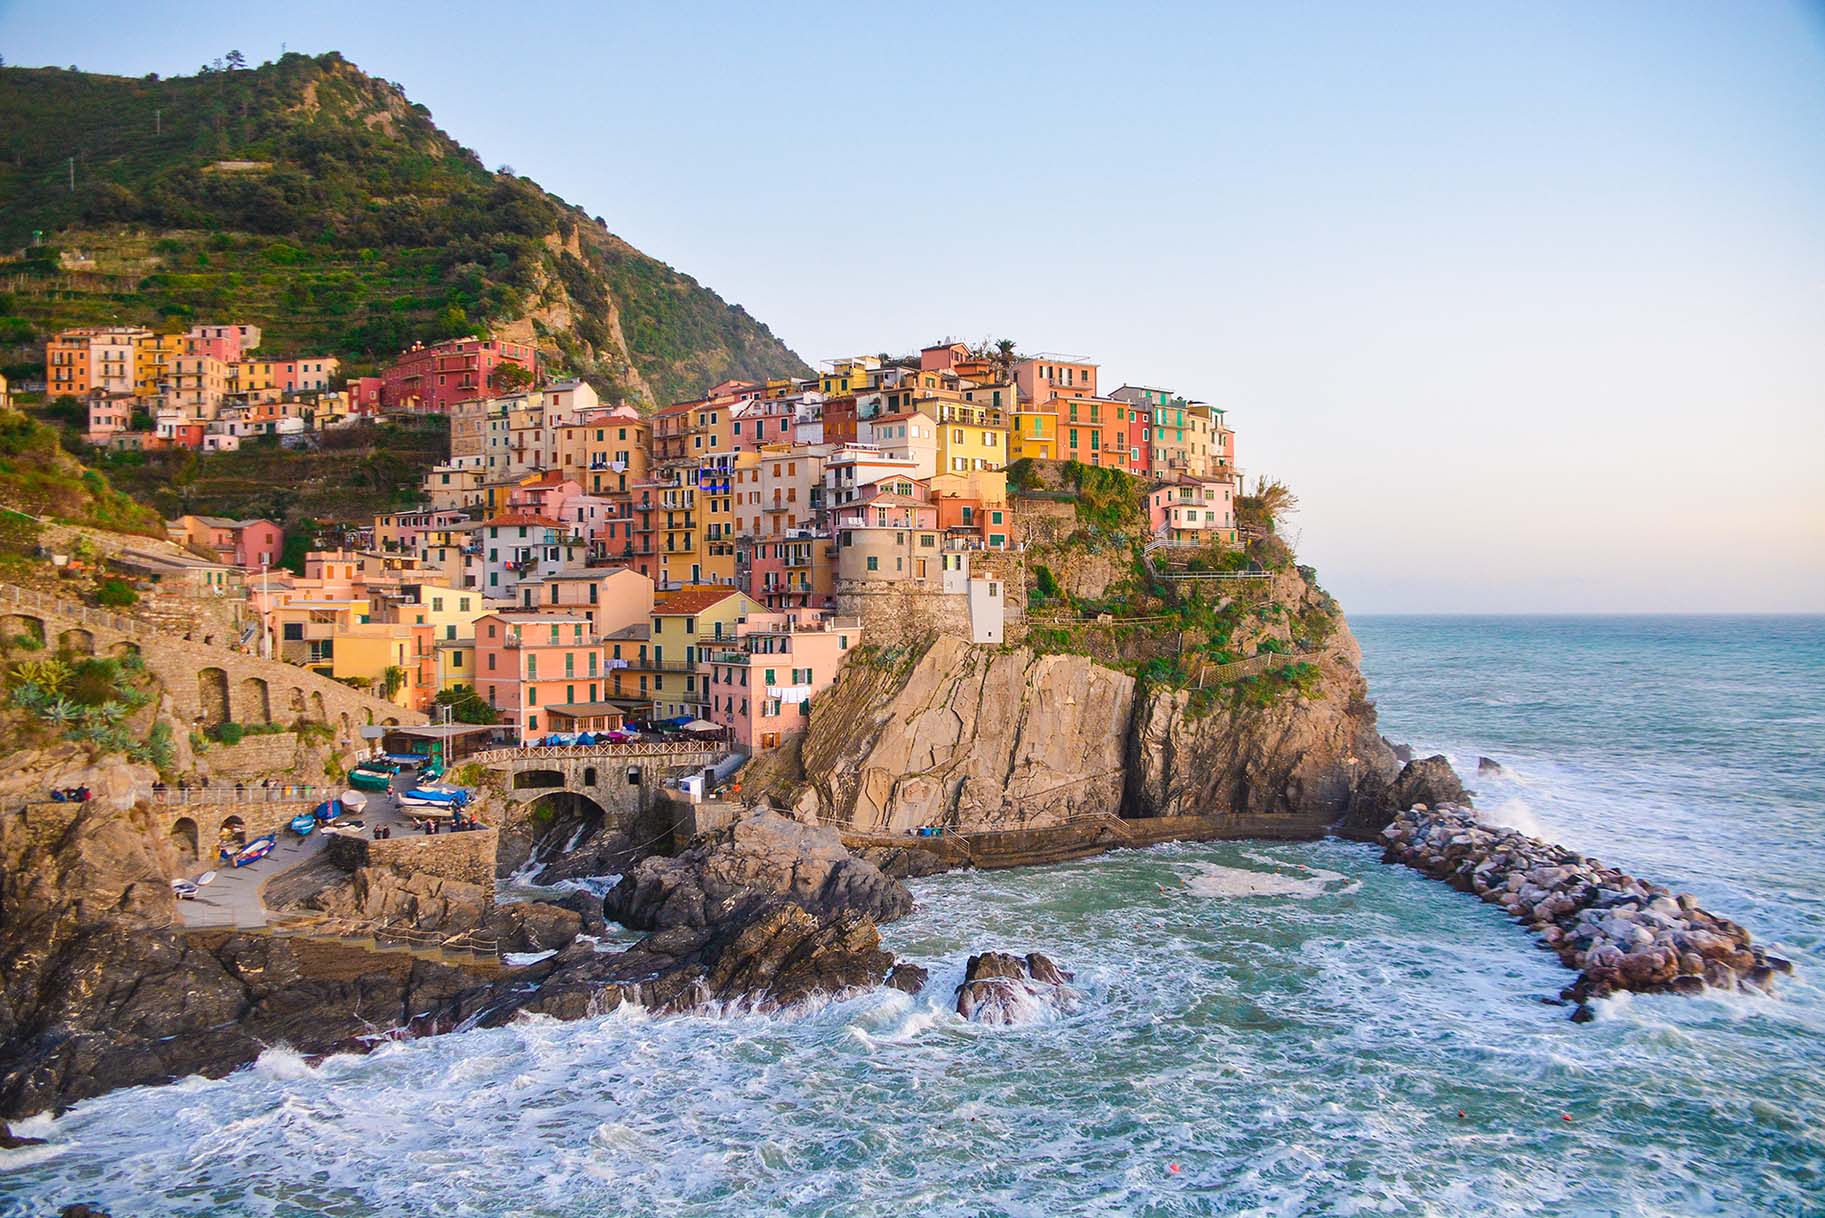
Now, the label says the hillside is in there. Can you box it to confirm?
[0,53,811,404]
[0,409,163,537]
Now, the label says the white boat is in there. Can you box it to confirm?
[338,790,368,814]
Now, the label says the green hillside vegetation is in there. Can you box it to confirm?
[0,409,163,535]
[0,53,810,403]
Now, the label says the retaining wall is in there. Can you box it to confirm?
[325,826,499,900]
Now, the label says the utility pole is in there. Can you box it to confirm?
[260,558,271,659]
[155,108,161,136]
[67,157,74,192]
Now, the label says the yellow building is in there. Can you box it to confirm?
[932,400,1010,474]
[232,358,278,396]
[648,587,762,721]
[1010,407,1058,462]
[382,582,486,645]
[329,622,420,709]
[131,332,186,396]
[696,451,756,587]
[818,358,878,397]
[687,398,733,457]
[435,639,477,697]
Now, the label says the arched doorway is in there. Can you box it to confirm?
[169,816,199,863]
[198,668,230,726]
[309,691,327,723]
[1,614,45,646]
[109,640,140,661]
[57,627,95,655]
[217,815,246,856]
[239,676,271,725]
[512,768,565,790]
[517,790,612,882]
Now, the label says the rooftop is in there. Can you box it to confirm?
[652,588,743,616]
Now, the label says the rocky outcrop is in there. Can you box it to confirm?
[605,808,912,931]
[954,951,1077,1024]
[790,624,1397,840]
[793,636,1135,833]
[1380,804,1791,1018]
[500,900,896,1020]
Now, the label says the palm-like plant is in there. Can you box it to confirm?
[14,659,71,695]
[43,697,80,725]
[9,681,47,711]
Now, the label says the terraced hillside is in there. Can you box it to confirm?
[0,53,810,404]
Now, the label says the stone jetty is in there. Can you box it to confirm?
[1380,803,1792,1020]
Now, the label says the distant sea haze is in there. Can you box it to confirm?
[3,615,1820,1215]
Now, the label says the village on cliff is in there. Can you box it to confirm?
[37,324,1245,755]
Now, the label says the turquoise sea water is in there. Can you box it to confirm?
[3,615,1822,1216]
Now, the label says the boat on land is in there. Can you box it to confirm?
[230,835,276,867]
[398,785,472,811]
[289,813,319,837]
[347,768,393,793]
[338,790,368,814]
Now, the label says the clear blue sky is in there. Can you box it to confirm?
[4,1,1822,612]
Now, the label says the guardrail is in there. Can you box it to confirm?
[151,786,325,805]
[0,581,142,635]
[471,741,725,764]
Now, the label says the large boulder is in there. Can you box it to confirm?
[604,808,913,931]
[1389,755,1471,811]
[954,951,1077,1025]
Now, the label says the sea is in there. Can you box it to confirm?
[3,615,1822,1217]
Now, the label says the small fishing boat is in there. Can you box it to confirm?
[289,813,318,837]
[311,799,342,822]
[418,764,444,784]
[398,785,471,810]
[347,768,393,792]
[231,834,276,867]
[338,790,368,815]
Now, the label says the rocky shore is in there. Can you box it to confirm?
[1380,803,1793,1018]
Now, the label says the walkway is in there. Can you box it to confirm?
[174,769,428,930]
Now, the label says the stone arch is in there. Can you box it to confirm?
[198,668,230,726]
[522,790,609,864]
[513,768,565,791]
[217,815,246,854]
[338,712,352,746]
[2,614,45,645]
[288,686,307,715]
[309,691,327,723]
[382,716,399,727]
[169,816,199,863]
[108,640,140,660]
[239,676,271,725]
[57,627,95,655]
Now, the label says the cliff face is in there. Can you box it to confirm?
[786,575,1399,838]
[1125,615,1396,831]
[795,636,1135,833]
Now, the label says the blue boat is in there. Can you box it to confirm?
[312,799,342,822]
[289,813,319,837]
[231,834,277,867]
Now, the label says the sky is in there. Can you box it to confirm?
[2,0,1822,612]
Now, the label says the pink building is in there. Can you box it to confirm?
[186,324,261,362]
[274,357,340,394]
[706,610,860,752]
[1147,475,1237,543]
[381,338,536,414]
[86,397,132,444]
[351,377,384,414]
[730,396,798,451]
[169,515,284,569]
[474,611,612,742]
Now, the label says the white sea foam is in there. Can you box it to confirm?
[1183,859,1355,899]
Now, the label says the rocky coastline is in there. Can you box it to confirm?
[1379,802,1793,1019]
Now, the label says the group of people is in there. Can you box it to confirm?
[48,786,93,802]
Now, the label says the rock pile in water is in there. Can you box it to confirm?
[955,951,1076,1025]
[1380,803,1791,1019]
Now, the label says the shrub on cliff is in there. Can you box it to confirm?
[93,578,137,608]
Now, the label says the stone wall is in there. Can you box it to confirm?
[325,827,498,900]
[0,584,424,758]
[835,580,974,648]
[193,732,305,778]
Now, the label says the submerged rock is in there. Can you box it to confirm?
[955,951,1077,1025]
[1477,756,1505,775]
[885,962,930,994]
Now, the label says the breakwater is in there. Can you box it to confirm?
[1379,803,1793,1018]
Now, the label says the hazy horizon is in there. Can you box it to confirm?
[3,0,1821,613]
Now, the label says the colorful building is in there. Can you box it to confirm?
[707,611,861,752]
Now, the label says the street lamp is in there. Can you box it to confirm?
[259,557,271,660]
